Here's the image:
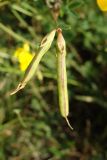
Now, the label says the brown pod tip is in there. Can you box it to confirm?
[65,117,73,130]
[57,28,62,33]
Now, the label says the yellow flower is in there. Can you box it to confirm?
[97,0,107,11]
[14,42,34,71]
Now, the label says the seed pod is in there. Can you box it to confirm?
[10,29,56,95]
[57,28,73,130]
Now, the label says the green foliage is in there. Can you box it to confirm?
[0,0,107,159]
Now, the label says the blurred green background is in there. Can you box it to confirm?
[0,0,107,159]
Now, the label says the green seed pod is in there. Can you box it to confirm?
[10,29,56,95]
[57,28,73,130]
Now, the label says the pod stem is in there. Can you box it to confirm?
[65,117,73,130]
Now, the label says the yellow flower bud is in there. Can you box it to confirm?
[97,0,107,11]
[14,42,34,71]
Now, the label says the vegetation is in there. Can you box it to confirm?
[0,0,107,159]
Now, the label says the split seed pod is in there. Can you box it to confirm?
[57,28,73,130]
[10,29,56,95]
